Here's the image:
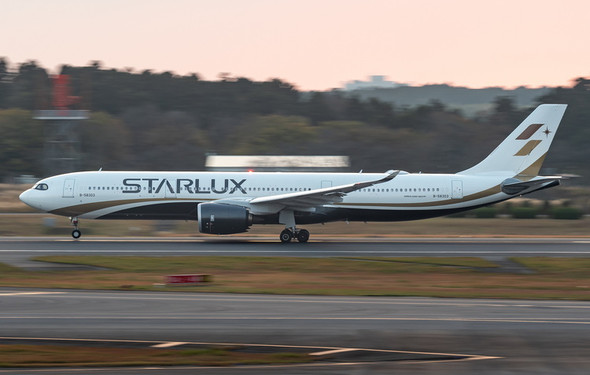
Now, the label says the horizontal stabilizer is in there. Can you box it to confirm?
[501,177,561,196]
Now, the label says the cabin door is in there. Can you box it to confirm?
[63,179,75,198]
[451,180,463,199]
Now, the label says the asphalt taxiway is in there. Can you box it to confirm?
[1,236,590,374]
[1,289,590,374]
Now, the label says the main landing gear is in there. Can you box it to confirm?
[278,209,309,243]
[70,217,81,239]
[280,228,310,243]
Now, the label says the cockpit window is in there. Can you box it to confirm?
[34,183,49,191]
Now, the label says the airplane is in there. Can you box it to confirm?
[19,104,567,243]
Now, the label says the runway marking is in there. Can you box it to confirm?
[10,291,590,310]
[4,236,585,242]
[1,316,589,325]
[3,250,590,255]
[0,360,502,373]
[151,341,188,348]
[0,291,65,296]
[311,348,357,356]
[0,336,501,366]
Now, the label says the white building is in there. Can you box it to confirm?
[205,155,350,172]
[343,75,408,91]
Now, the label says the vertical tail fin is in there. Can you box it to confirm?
[460,104,567,177]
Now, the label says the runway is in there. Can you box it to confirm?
[1,237,590,374]
[1,236,590,256]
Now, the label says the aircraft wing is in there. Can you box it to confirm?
[248,170,399,212]
[501,177,561,195]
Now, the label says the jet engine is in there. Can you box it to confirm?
[197,203,252,234]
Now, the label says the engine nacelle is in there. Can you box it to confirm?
[197,203,252,234]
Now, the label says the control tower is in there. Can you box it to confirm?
[33,75,88,176]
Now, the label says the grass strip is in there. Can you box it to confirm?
[0,256,588,300]
[0,344,313,368]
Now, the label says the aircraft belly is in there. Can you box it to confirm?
[293,202,505,224]
[94,202,198,220]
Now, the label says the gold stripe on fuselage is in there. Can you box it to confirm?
[50,198,214,216]
[332,185,501,208]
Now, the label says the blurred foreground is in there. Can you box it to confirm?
[1,213,589,238]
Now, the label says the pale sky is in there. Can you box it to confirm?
[2,0,589,90]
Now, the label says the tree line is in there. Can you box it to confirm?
[0,58,588,185]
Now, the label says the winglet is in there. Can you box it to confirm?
[383,170,400,182]
[353,170,398,188]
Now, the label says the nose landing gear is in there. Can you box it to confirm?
[70,217,81,239]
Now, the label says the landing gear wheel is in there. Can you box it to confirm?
[70,217,81,239]
[280,229,293,243]
[296,229,310,243]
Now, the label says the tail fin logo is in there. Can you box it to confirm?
[514,140,542,156]
[514,123,547,156]
[543,127,552,137]
[516,123,543,140]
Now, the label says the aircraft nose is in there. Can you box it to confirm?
[19,190,31,204]
[19,189,40,210]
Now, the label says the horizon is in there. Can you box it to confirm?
[3,0,589,91]
[0,57,572,92]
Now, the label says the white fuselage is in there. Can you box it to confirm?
[20,170,510,223]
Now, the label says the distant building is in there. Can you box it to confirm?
[205,155,350,172]
[343,75,408,91]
